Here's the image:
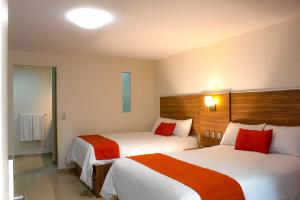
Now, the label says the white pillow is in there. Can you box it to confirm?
[220,122,266,146]
[170,118,193,137]
[265,125,300,157]
[152,117,193,137]
[152,117,172,131]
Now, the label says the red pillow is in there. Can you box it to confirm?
[155,122,176,136]
[235,128,273,154]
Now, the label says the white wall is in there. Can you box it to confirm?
[155,16,300,96]
[8,51,157,169]
[0,0,9,199]
[13,66,52,155]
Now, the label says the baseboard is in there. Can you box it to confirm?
[14,152,52,158]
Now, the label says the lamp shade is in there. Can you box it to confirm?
[204,96,214,107]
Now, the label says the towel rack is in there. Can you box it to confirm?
[18,114,47,116]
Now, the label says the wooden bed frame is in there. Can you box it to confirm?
[77,89,300,198]
[75,163,112,197]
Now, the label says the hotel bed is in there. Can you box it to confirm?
[70,89,300,199]
[66,131,198,189]
[101,145,300,200]
[101,119,300,200]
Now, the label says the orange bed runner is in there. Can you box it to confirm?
[129,153,245,200]
[79,135,120,160]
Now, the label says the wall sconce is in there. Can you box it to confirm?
[204,96,218,112]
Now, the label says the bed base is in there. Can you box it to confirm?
[75,163,113,198]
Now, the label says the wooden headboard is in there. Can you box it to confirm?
[231,89,300,126]
[160,93,230,146]
[160,89,300,147]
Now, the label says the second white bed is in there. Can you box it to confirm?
[66,131,198,188]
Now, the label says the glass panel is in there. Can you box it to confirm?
[122,72,131,112]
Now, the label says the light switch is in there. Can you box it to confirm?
[61,112,66,120]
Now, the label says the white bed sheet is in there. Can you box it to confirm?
[101,145,300,200]
[65,131,198,188]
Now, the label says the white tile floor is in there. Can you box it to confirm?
[14,154,102,200]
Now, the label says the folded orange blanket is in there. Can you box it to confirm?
[79,134,120,160]
[129,153,245,200]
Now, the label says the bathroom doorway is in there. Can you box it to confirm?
[12,65,58,198]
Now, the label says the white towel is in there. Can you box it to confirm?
[32,114,45,141]
[20,114,33,141]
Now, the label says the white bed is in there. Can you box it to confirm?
[66,131,198,188]
[101,145,300,200]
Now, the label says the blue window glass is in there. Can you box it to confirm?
[122,72,131,112]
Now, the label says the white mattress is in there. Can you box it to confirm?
[101,145,300,200]
[65,131,198,188]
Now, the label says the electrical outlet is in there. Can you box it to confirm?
[210,130,216,138]
[205,129,210,138]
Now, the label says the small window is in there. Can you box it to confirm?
[122,72,131,112]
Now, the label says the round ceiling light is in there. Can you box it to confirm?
[66,8,113,29]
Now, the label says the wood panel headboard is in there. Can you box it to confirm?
[160,93,230,147]
[160,89,300,147]
[231,89,300,126]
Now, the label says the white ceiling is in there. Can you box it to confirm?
[8,0,300,60]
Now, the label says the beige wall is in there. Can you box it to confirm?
[8,51,157,168]
[155,17,300,96]
[13,66,52,155]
